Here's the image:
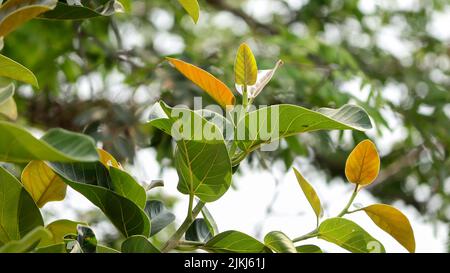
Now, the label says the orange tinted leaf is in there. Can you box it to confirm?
[345,139,380,186]
[166,57,235,108]
[97,148,121,169]
[363,204,415,253]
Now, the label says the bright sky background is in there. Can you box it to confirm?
[41,0,450,253]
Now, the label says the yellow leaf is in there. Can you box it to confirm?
[166,57,235,109]
[0,96,17,120]
[97,148,121,169]
[362,204,415,253]
[293,167,322,223]
[235,43,258,86]
[21,160,67,208]
[178,0,200,23]
[345,139,380,186]
[0,0,58,38]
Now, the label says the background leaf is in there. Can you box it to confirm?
[362,204,415,253]
[186,218,212,242]
[318,218,385,253]
[21,160,67,208]
[345,139,380,186]
[166,58,235,108]
[264,231,296,253]
[40,0,124,20]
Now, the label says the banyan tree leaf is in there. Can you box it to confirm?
[0,56,38,87]
[204,231,271,253]
[264,231,296,253]
[362,204,415,253]
[40,0,124,20]
[144,200,175,236]
[296,244,323,253]
[75,225,97,253]
[39,219,85,247]
[235,104,372,153]
[293,167,322,224]
[0,0,57,37]
[21,160,67,208]
[48,161,151,238]
[121,235,160,253]
[186,218,212,242]
[0,166,43,246]
[148,101,232,203]
[345,139,380,186]
[166,58,235,109]
[318,218,385,253]
[0,121,99,163]
[109,166,146,209]
[234,43,258,86]
[0,227,51,253]
[201,205,219,236]
[0,84,17,120]
[177,0,199,23]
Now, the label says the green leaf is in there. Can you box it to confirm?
[178,0,199,23]
[0,227,51,253]
[0,121,99,163]
[293,167,322,224]
[148,101,232,202]
[318,218,385,253]
[264,231,296,253]
[0,166,43,246]
[121,235,160,253]
[48,161,151,238]
[235,43,258,86]
[186,219,212,242]
[296,244,323,253]
[204,231,271,253]
[34,243,66,253]
[144,200,175,236]
[109,166,146,209]
[75,225,97,253]
[0,0,57,37]
[40,0,124,20]
[21,160,67,208]
[236,104,372,153]
[0,55,38,87]
[96,245,120,253]
[39,219,85,247]
[201,205,219,236]
[0,93,17,120]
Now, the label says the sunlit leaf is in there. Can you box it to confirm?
[0,84,17,120]
[0,227,51,253]
[204,230,271,253]
[178,0,199,23]
[0,121,99,163]
[166,57,235,109]
[98,148,121,169]
[0,55,38,87]
[121,235,160,253]
[235,43,258,86]
[109,166,146,209]
[293,167,322,224]
[264,231,296,253]
[21,161,67,208]
[318,218,385,253]
[362,204,415,253]
[345,139,380,186]
[0,166,43,246]
[0,0,57,37]
[39,219,85,247]
[235,60,283,98]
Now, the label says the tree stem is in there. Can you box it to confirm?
[162,200,205,252]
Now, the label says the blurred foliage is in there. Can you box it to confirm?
[2,0,449,236]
